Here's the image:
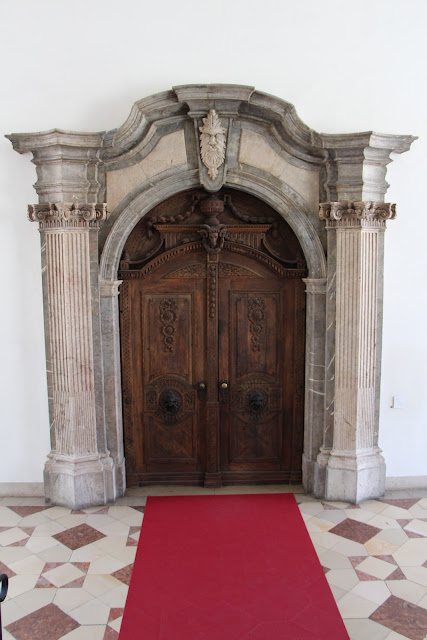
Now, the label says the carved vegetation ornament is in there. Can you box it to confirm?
[319,201,396,229]
[199,110,226,180]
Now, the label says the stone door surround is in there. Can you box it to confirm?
[6,85,416,509]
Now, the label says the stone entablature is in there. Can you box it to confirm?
[6,85,417,508]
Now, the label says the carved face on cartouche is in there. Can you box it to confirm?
[199,110,226,180]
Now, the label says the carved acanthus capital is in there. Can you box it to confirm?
[28,203,107,230]
[319,201,396,229]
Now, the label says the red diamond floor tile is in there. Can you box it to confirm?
[111,564,134,586]
[370,595,427,640]
[108,607,124,623]
[35,576,56,588]
[131,506,145,513]
[0,560,16,578]
[53,523,106,550]
[6,603,80,640]
[104,628,120,639]
[380,498,420,510]
[356,569,380,581]
[7,506,49,517]
[373,554,398,566]
[349,556,367,568]
[387,567,407,580]
[328,518,382,544]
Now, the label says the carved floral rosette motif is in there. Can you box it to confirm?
[319,201,396,229]
[199,109,226,180]
[247,296,266,352]
[28,203,107,229]
[159,298,178,353]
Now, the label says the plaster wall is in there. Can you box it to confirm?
[1,0,426,486]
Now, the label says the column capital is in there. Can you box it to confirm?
[303,278,327,294]
[99,280,123,297]
[28,203,107,230]
[319,201,396,229]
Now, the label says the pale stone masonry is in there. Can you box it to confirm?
[6,85,416,507]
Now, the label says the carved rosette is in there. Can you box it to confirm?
[28,203,107,230]
[248,297,266,352]
[199,109,226,180]
[159,299,178,353]
[319,201,396,229]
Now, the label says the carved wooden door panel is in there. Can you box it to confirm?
[218,251,305,484]
[120,250,206,486]
[119,188,307,487]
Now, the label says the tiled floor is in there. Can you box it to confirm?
[1,486,427,639]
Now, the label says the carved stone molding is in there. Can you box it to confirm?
[6,85,417,506]
[199,109,227,180]
[28,203,107,230]
[99,280,122,297]
[319,201,396,229]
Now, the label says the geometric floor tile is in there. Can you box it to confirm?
[111,564,133,586]
[6,603,80,640]
[370,595,427,640]
[2,489,427,640]
[7,506,49,518]
[52,524,106,550]
[379,498,420,511]
[329,518,382,544]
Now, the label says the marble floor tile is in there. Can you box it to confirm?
[53,524,106,551]
[1,490,427,639]
[6,603,80,640]
[356,556,397,580]
[370,595,427,640]
[329,518,382,544]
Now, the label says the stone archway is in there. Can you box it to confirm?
[7,84,416,508]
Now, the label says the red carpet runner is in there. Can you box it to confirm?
[120,494,349,639]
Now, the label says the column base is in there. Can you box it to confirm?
[302,453,316,494]
[313,448,331,499]
[325,449,386,504]
[44,453,117,509]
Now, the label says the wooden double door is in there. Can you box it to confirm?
[120,243,305,487]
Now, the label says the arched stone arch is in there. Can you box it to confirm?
[99,171,327,499]
[7,84,415,507]
[99,169,326,282]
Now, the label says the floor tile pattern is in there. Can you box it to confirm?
[0,488,426,639]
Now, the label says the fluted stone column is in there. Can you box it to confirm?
[319,201,395,503]
[29,203,116,509]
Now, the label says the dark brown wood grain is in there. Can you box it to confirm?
[119,189,306,487]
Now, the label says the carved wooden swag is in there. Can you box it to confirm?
[119,188,307,273]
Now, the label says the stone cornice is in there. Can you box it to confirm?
[6,84,417,205]
[319,201,396,229]
[28,203,107,230]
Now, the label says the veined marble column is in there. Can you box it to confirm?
[302,278,327,494]
[29,203,116,509]
[319,201,395,503]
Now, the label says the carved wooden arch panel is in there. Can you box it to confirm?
[119,188,307,487]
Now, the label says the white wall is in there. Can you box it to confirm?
[1,0,426,483]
